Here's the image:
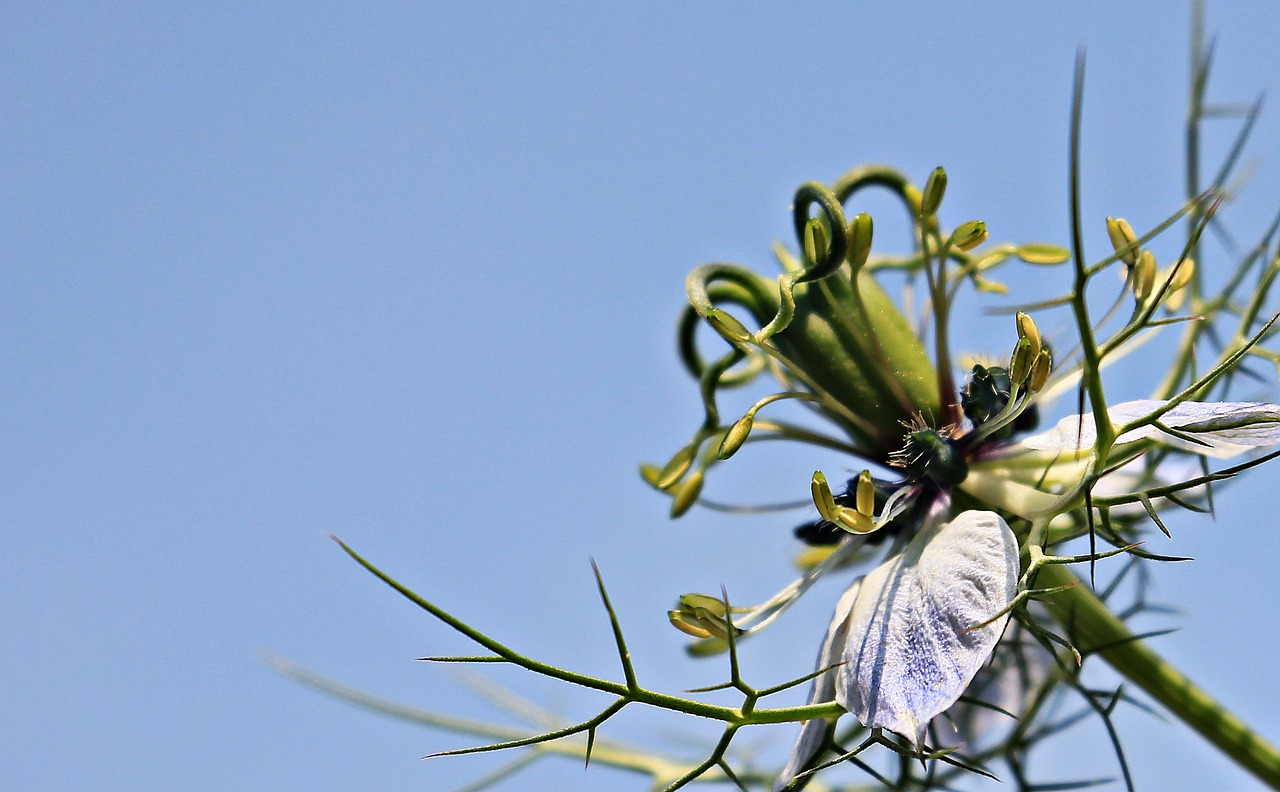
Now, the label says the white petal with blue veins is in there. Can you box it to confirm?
[1022,399,1280,459]
[835,510,1018,745]
[773,575,864,791]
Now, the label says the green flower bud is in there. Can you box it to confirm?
[921,166,947,217]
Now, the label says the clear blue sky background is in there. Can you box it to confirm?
[5,3,1280,790]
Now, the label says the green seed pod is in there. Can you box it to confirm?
[961,364,1013,427]
[895,428,969,488]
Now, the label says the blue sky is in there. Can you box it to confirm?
[4,3,1280,790]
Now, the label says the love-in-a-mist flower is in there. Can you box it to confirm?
[315,36,1280,791]
[650,155,1280,789]
[304,26,1280,792]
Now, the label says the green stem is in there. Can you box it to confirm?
[1036,563,1280,789]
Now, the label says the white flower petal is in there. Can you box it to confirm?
[773,576,863,791]
[1021,399,1280,459]
[835,510,1018,745]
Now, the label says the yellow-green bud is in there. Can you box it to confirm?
[921,166,947,217]
[639,463,662,488]
[1134,249,1157,302]
[656,445,695,489]
[1169,257,1195,291]
[670,469,704,517]
[706,308,752,344]
[1009,337,1034,385]
[803,217,829,266]
[811,470,837,521]
[1106,216,1138,265]
[1015,311,1042,359]
[1017,243,1070,265]
[1028,348,1052,393]
[717,414,753,459]
[953,220,988,251]
[668,609,713,639]
[846,212,873,271]
[835,507,875,534]
[974,276,1009,295]
[855,470,875,518]
[678,593,728,618]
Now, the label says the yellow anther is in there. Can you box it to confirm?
[1015,312,1042,359]
[670,469,704,517]
[847,212,873,271]
[718,414,753,460]
[921,167,947,217]
[803,218,829,265]
[1169,257,1195,292]
[953,220,988,251]
[668,610,713,639]
[811,471,838,521]
[834,507,876,534]
[855,470,875,518]
[1106,216,1138,265]
[1028,349,1052,393]
[1009,337,1034,385]
[1134,249,1157,302]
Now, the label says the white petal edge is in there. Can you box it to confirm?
[835,510,1018,745]
[773,575,863,791]
[1021,399,1280,459]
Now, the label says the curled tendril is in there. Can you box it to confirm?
[832,164,927,250]
[791,181,850,281]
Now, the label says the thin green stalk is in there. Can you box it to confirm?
[1036,563,1280,789]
